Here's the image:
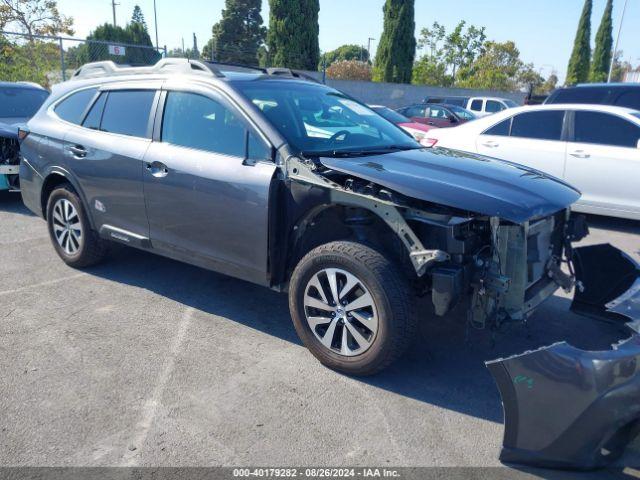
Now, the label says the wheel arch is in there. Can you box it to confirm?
[40,169,95,229]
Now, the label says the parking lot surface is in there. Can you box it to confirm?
[1,190,640,476]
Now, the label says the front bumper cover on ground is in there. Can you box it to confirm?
[487,244,640,470]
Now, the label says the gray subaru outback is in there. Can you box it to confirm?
[17,59,640,468]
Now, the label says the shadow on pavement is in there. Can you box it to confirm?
[583,213,640,235]
[85,245,632,427]
[0,190,35,216]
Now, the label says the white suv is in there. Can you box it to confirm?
[424,96,519,117]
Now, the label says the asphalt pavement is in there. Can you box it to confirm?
[1,190,640,479]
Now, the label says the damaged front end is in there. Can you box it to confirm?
[488,244,640,470]
[0,126,21,191]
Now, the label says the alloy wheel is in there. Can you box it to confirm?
[52,198,82,255]
[303,268,379,357]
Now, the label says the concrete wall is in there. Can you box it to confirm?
[300,71,527,109]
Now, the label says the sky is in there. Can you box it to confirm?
[55,0,639,83]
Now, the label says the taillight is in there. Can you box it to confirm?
[18,127,30,141]
[420,138,438,148]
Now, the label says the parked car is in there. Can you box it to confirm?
[424,95,519,117]
[17,59,636,379]
[425,104,640,220]
[396,103,476,128]
[368,105,435,144]
[545,83,640,110]
[0,81,49,191]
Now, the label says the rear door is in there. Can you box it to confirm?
[476,110,567,179]
[142,86,276,284]
[565,110,640,217]
[425,106,453,128]
[63,84,159,241]
[401,105,428,124]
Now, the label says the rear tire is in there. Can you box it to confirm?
[46,185,108,268]
[289,241,415,376]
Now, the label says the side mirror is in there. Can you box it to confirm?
[448,115,458,123]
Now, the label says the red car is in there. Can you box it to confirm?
[369,105,436,146]
[396,103,476,128]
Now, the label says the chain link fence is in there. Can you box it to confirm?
[0,31,166,87]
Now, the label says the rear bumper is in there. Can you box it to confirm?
[487,244,640,470]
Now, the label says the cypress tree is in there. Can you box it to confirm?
[210,0,266,65]
[566,0,592,85]
[131,5,147,30]
[373,0,416,83]
[267,0,320,70]
[590,0,613,83]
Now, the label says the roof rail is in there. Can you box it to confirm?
[71,58,223,80]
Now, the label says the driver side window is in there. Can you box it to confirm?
[161,91,246,157]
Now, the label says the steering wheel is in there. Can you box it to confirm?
[328,130,352,146]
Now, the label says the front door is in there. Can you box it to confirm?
[476,109,567,179]
[143,89,276,284]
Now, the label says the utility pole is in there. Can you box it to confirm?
[153,0,159,50]
[111,0,119,26]
[608,0,628,83]
[367,37,375,60]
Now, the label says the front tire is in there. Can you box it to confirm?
[289,241,415,376]
[46,185,108,268]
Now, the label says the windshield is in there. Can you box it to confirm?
[371,106,410,124]
[504,99,519,108]
[447,105,476,120]
[236,81,420,156]
[0,87,49,119]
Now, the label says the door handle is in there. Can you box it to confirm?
[146,161,169,178]
[428,121,435,126]
[569,150,590,159]
[482,141,499,148]
[68,145,87,158]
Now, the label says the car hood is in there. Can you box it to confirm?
[320,147,581,223]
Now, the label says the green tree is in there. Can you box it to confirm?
[131,5,147,30]
[456,41,523,91]
[209,0,266,64]
[537,73,559,95]
[373,0,416,83]
[566,0,592,85]
[443,21,486,81]
[267,0,319,70]
[412,21,485,86]
[0,0,73,37]
[590,0,613,82]
[323,45,370,67]
[87,22,160,66]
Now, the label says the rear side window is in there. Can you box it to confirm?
[486,100,505,113]
[470,99,483,111]
[574,111,640,148]
[100,90,155,138]
[54,88,97,124]
[404,105,426,117]
[511,111,565,141]
[161,91,246,157]
[483,118,512,136]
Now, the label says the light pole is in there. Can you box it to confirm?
[608,0,628,83]
[153,0,159,50]
[111,0,119,26]
[367,37,375,61]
